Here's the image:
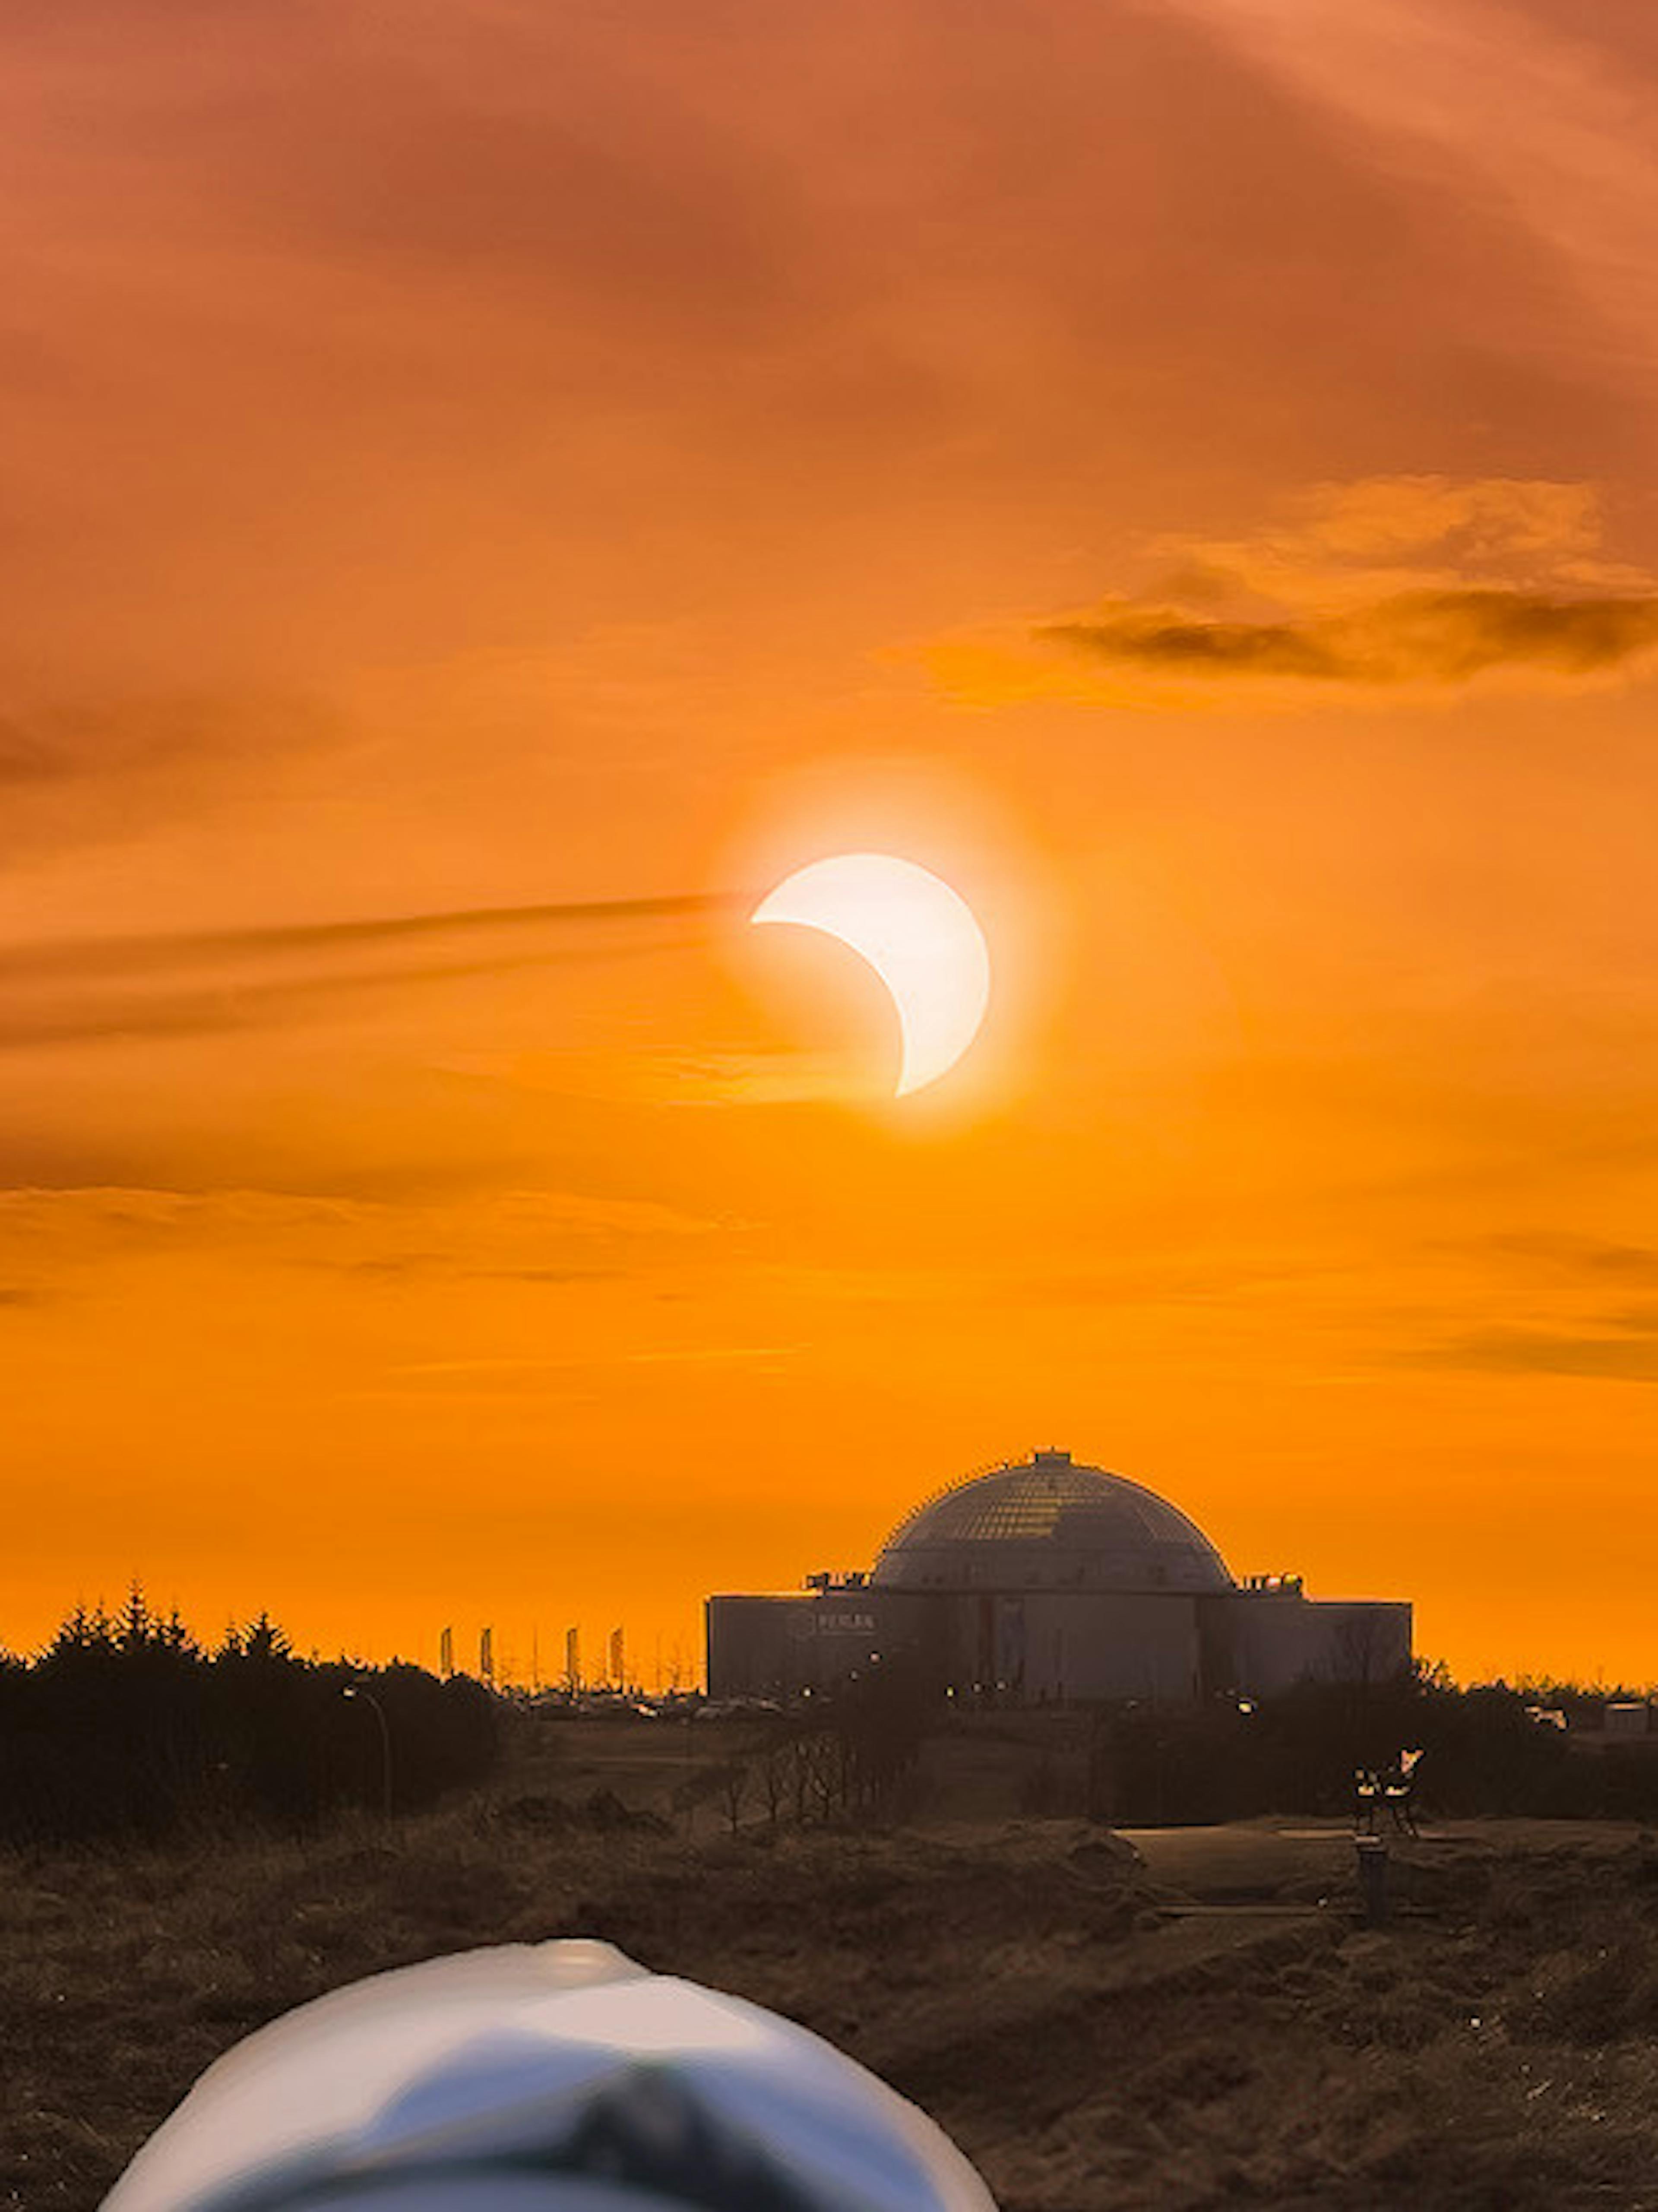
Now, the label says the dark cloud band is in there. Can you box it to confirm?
[0,889,745,985]
[1041,589,1658,686]
[0,889,746,1054]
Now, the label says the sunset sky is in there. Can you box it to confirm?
[6,0,1658,1685]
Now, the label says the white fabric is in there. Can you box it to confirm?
[105,1940,997,2212]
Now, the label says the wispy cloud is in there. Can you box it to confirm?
[431,1046,876,1110]
[0,1184,719,1290]
[0,889,742,984]
[0,889,741,1054]
[1399,1229,1658,1383]
[1420,1326,1658,1384]
[926,475,1658,706]
[379,1343,798,1393]
[0,946,688,1054]
[0,689,348,861]
[0,690,336,791]
[1467,1232,1658,1286]
[1153,0,1658,378]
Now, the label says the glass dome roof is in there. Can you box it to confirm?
[871,1449,1234,1594]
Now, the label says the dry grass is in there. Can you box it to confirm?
[6,1726,1658,2211]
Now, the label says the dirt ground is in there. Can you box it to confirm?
[6,1718,1658,2211]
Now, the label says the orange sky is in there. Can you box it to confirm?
[5,0,1658,1685]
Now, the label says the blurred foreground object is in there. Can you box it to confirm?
[104,1938,997,2212]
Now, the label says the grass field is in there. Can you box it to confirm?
[7,1715,1658,2210]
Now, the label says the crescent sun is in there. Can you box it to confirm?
[750,853,991,1097]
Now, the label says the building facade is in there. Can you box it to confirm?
[706,1449,1411,1705]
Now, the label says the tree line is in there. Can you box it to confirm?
[0,1585,498,1845]
[1087,1662,1658,1826]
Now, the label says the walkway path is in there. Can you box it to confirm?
[1118,1815,1648,1901]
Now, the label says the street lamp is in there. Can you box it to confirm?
[343,1682,392,1818]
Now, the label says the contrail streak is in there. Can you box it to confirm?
[0,889,747,984]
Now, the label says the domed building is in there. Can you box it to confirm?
[706,1449,1411,1705]
[873,1456,1234,1595]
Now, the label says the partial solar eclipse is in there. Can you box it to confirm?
[750,853,991,1096]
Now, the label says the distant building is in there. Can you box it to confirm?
[706,1448,1411,1706]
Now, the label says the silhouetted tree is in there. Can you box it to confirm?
[0,1595,500,1844]
[824,1654,931,1822]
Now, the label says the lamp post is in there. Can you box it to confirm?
[343,1682,392,1818]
